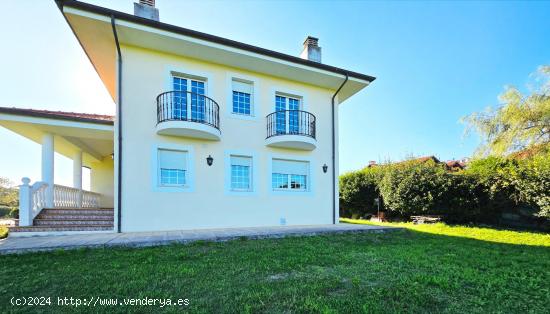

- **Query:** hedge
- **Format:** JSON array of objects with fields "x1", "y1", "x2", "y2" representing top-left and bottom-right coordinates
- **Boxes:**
[{"x1": 339, "y1": 153, "x2": 550, "y2": 226}]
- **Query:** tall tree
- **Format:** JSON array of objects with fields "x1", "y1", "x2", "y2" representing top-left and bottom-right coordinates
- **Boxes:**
[{"x1": 463, "y1": 66, "x2": 550, "y2": 156}]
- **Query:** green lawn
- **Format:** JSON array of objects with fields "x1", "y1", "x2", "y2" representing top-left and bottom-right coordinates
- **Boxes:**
[{"x1": 1, "y1": 224, "x2": 549, "y2": 313}]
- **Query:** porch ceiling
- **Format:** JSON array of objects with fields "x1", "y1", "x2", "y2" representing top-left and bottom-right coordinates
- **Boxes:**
[{"x1": 0, "y1": 112, "x2": 113, "y2": 165}]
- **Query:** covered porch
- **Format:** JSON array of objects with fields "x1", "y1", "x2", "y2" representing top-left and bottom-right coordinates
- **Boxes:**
[{"x1": 0, "y1": 107, "x2": 115, "y2": 234}]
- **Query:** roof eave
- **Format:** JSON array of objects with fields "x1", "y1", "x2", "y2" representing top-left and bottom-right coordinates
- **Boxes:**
[
  {"x1": 55, "y1": 0, "x2": 376, "y2": 83},
  {"x1": 0, "y1": 107, "x2": 114, "y2": 125}
]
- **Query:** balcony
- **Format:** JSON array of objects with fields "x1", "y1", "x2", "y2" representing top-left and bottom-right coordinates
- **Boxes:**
[
  {"x1": 266, "y1": 110, "x2": 317, "y2": 150},
  {"x1": 156, "y1": 91, "x2": 221, "y2": 140}
]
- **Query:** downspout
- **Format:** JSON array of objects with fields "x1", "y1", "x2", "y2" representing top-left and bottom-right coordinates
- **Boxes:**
[
  {"x1": 111, "y1": 15, "x2": 123, "y2": 233},
  {"x1": 331, "y1": 74, "x2": 348, "y2": 224}
]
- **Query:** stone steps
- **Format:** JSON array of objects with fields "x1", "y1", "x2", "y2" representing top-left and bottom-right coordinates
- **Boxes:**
[
  {"x1": 36, "y1": 213, "x2": 113, "y2": 220},
  {"x1": 9, "y1": 207, "x2": 114, "y2": 234},
  {"x1": 9, "y1": 225, "x2": 114, "y2": 232},
  {"x1": 34, "y1": 219, "x2": 113, "y2": 226},
  {"x1": 40, "y1": 208, "x2": 114, "y2": 215}
]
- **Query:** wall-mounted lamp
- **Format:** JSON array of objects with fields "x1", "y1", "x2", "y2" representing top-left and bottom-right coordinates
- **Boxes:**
[
  {"x1": 322, "y1": 164, "x2": 328, "y2": 173},
  {"x1": 206, "y1": 155, "x2": 214, "y2": 166}
]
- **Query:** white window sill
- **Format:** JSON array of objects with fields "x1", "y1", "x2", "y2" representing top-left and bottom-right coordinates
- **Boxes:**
[
  {"x1": 226, "y1": 189, "x2": 256, "y2": 196},
  {"x1": 228, "y1": 113, "x2": 258, "y2": 121},
  {"x1": 153, "y1": 185, "x2": 193, "y2": 193},
  {"x1": 271, "y1": 188, "x2": 311, "y2": 195}
]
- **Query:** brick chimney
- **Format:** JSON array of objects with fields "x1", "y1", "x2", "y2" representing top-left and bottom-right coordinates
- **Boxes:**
[
  {"x1": 134, "y1": 0, "x2": 159, "y2": 21},
  {"x1": 300, "y1": 36, "x2": 322, "y2": 63}
]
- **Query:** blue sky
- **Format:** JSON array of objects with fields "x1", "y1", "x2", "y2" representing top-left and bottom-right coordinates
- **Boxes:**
[{"x1": 0, "y1": 0, "x2": 549, "y2": 186}]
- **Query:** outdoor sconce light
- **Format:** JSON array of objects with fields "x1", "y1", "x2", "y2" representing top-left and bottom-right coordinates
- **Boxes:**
[
  {"x1": 322, "y1": 164, "x2": 328, "y2": 173},
  {"x1": 206, "y1": 155, "x2": 214, "y2": 166}
]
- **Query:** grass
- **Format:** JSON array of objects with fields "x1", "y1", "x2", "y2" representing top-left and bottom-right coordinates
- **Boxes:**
[
  {"x1": 340, "y1": 218, "x2": 550, "y2": 246},
  {"x1": 1, "y1": 226, "x2": 549, "y2": 313}
]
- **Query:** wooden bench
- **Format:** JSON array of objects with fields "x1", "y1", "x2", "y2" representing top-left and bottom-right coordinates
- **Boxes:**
[{"x1": 410, "y1": 215, "x2": 442, "y2": 224}]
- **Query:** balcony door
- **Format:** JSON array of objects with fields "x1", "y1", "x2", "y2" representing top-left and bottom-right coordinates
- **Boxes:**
[
  {"x1": 172, "y1": 76, "x2": 206, "y2": 122},
  {"x1": 275, "y1": 95, "x2": 301, "y2": 134}
]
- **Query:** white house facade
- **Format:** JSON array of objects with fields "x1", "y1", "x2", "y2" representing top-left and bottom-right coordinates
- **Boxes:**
[{"x1": 1, "y1": 0, "x2": 374, "y2": 236}]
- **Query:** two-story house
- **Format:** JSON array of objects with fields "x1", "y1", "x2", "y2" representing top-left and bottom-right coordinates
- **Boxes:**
[{"x1": 0, "y1": 0, "x2": 374, "y2": 236}]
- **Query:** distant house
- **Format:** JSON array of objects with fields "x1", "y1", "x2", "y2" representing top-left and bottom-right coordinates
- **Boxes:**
[
  {"x1": 509, "y1": 144, "x2": 549, "y2": 160},
  {"x1": 367, "y1": 156, "x2": 441, "y2": 168},
  {"x1": 367, "y1": 156, "x2": 468, "y2": 172},
  {"x1": 445, "y1": 160, "x2": 467, "y2": 172}
]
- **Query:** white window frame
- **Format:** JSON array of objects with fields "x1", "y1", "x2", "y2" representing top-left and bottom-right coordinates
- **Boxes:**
[
  {"x1": 226, "y1": 72, "x2": 260, "y2": 121},
  {"x1": 224, "y1": 150, "x2": 258, "y2": 196},
  {"x1": 271, "y1": 173, "x2": 307, "y2": 192},
  {"x1": 269, "y1": 154, "x2": 314, "y2": 196},
  {"x1": 151, "y1": 143, "x2": 195, "y2": 192},
  {"x1": 157, "y1": 148, "x2": 189, "y2": 188},
  {"x1": 275, "y1": 93, "x2": 303, "y2": 111},
  {"x1": 164, "y1": 65, "x2": 213, "y2": 96},
  {"x1": 230, "y1": 156, "x2": 253, "y2": 191},
  {"x1": 271, "y1": 87, "x2": 308, "y2": 112}
]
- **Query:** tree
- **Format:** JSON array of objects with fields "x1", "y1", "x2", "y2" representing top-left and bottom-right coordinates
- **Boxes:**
[
  {"x1": 0, "y1": 177, "x2": 17, "y2": 205},
  {"x1": 463, "y1": 65, "x2": 550, "y2": 156}
]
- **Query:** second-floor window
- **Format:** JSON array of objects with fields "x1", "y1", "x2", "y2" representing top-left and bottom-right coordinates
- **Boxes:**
[
  {"x1": 232, "y1": 79, "x2": 253, "y2": 116},
  {"x1": 275, "y1": 95, "x2": 301, "y2": 134},
  {"x1": 173, "y1": 76, "x2": 206, "y2": 121}
]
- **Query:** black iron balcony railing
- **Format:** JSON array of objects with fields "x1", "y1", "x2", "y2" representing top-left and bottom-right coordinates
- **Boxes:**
[
  {"x1": 266, "y1": 110, "x2": 316, "y2": 139},
  {"x1": 156, "y1": 91, "x2": 220, "y2": 130}
]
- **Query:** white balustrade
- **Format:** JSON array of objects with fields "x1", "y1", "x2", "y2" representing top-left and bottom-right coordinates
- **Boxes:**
[
  {"x1": 53, "y1": 184, "x2": 101, "y2": 208},
  {"x1": 18, "y1": 179, "x2": 102, "y2": 226},
  {"x1": 18, "y1": 178, "x2": 49, "y2": 226}
]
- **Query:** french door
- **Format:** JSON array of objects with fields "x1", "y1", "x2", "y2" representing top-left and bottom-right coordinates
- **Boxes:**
[
  {"x1": 172, "y1": 76, "x2": 206, "y2": 122},
  {"x1": 275, "y1": 95, "x2": 301, "y2": 134}
]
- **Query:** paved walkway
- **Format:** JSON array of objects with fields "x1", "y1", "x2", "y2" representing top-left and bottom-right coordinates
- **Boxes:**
[{"x1": 0, "y1": 223, "x2": 396, "y2": 254}]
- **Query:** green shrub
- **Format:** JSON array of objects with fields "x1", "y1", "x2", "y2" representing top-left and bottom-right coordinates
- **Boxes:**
[
  {"x1": 339, "y1": 167, "x2": 382, "y2": 218},
  {"x1": 0, "y1": 226, "x2": 7, "y2": 239},
  {"x1": 339, "y1": 153, "x2": 550, "y2": 226},
  {"x1": 465, "y1": 154, "x2": 550, "y2": 219},
  {"x1": 436, "y1": 173, "x2": 487, "y2": 223},
  {"x1": 0, "y1": 206, "x2": 11, "y2": 218},
  {"x1": 378, "y1": 160, "x2": 449, "y2": 216},
  {"x1": 512, "y1": 153, "x2": 550, "y2": 218}
]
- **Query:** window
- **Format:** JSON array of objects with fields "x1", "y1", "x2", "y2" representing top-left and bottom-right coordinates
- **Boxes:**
[
  {"x1": 275, "y1": 94, "x2": 301, "y2": 134},
  {"x1": 271, "y1": 159, "x2": 309, "y2": 191},
  {"x1": 158, "y1": 149, "x2": 188, "y2": 187},
  {"x1": 172, "y1": 75, "x2": 206, "y2": 121},
  {"x1": 230, "y1": 155, "x2": 252, "y2": 191},
  {"x1": 232, "y1": 79, "x2": 253, "y2": 115}
]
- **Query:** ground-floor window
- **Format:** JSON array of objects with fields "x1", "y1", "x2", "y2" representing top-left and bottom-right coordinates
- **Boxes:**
[
  {"x1": 271, "y1": 159, "x2": 309, "y2": 191},
  {"x1": 230, "y1": 155, "x2": 253, "y2": 191},
  {"x1": 158, "y1": 149, "x2": 188, "y2": 187}
]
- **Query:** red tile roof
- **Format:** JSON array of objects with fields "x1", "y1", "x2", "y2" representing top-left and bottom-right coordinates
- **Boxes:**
[
  {"x1": 446, "y1": 160, "x2": 466, "y2": 168},
  {"x1": 0, "y1": 107, "x2": 114, "y2": 125}
]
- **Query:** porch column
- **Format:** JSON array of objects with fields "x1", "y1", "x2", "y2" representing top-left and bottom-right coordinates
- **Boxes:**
[
  {"x1": 41, "y1": 133, "x2": 54, "y2": 208},
  {"x1": 73, "y1": 150, "x2": 83, "y2": 207}
]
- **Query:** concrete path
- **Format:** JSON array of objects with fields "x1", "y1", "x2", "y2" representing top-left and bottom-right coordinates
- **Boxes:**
[{"x1": 0, "y1": 223, "x2": 396, "y2": 255}]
